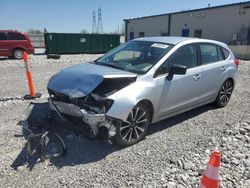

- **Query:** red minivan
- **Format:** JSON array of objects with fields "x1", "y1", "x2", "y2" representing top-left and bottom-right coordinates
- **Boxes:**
[{"x1": 0, "y1": 30, "x2": 34, "y2": 59}]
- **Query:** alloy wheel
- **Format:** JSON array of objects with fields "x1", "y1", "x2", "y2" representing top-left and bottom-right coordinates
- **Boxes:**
[
  {"x1": 119, "y1": 106, "x2": 148, "y2": 143},
  {"x1": 13, "y1": 49, "x2": 24, "y2": 59},
  {"x1": 219, "y1": 80, "x2": 233, "y2": 106}
]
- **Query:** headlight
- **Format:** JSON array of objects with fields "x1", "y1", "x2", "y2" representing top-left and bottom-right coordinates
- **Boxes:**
[{"x1": 78, "y1": 94, "x2": 114, "y2": 114}]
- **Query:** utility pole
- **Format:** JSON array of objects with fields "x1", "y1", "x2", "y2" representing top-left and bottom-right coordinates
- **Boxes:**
[
  {"x1": 92, "y1": 10, "x2": 97, "y2": 33},
  {"x1": 97, "y1": 7, "x2": 104, "y2": 33}
]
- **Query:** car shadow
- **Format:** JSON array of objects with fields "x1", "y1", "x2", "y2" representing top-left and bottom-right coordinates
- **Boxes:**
[
  {"x1": 11, "y1": 102, "x2": 216, "y2": 170},
  {"x1": 0, "y1": 57, "x2": 9, "y2": 61},
  {"x1": 147, "y1": 104, "x2": 216, "y2": 135}
]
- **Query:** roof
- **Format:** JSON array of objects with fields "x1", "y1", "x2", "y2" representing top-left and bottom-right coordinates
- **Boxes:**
[
  {"x1": 133, "y1": 37, "x2": 194, "y2": 45},
  {"x1": 0, "y1": 30, "x2": 20, "y2": 33},
  {"x1": 132, "y1": 36, "x2": 193, "y2": 45},
  {"x1": 132, "y1": 37, "x2": 228, "y2": 47},
  {"x1": 124, "y1": 1, "x2": 250, "y2": 21}
]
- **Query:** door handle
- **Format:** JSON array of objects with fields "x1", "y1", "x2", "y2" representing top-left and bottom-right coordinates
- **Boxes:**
[
  {"x1": 193, "y1": 74, "x2": 201, "y2": 81},
  {"x1": 220, "y1": 66, "x2": 227, "y2": 71}
]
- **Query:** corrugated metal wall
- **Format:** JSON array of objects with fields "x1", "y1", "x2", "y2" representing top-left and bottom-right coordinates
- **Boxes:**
[
  {"x1": 27, "y1": 34, "x2": 45, "y2": 48},
  {"x1": 126, "y1": 2, "x2": 250, "y2": 44},
  {"x1": 170, "y1": 5, "x2": 250, "y2": 43},
  {"x1": 127, "y1": 15, "x2": 169, "y2": 40}
]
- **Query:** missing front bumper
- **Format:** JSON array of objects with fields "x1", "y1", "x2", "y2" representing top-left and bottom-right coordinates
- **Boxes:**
[{"x1": 48, "y1": 98, "x2": 109, "y2": 135}]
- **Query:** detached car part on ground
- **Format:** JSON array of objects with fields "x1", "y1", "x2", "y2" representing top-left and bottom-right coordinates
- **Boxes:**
[{"x1": 47, "y1": 37, "x2": 238, "y2": 147}]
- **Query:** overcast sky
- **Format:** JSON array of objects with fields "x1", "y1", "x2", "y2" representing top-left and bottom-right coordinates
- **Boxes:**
[{"x1": 0, "y1": 0, "x2": 248, "y2": 33}]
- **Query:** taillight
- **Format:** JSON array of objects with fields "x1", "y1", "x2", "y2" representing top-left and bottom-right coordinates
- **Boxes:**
[
  {"x1": 29, "y1": 41, "x2": 33, "y2": 47},
  {"x1": 234, "y1": 58, "x2": 239, "y2": 67}
]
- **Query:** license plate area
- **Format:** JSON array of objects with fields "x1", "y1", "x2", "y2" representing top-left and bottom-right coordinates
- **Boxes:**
[{"x1": 49, "y1": 99, "x2": 83, "y2": 117}]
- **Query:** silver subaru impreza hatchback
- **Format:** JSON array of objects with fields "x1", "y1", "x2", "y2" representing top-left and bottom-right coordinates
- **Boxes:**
[{"x1": 47, "y1": 37, "x2": 238, "y2": 146}]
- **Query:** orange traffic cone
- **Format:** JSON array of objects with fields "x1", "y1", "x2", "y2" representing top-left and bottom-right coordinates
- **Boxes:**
[
  {"x1": 23, "y1": 52, "x2": 42, "y2": 99},
  {"x1": 199, "y1": 151, "x2": 220, "y2": 188}
]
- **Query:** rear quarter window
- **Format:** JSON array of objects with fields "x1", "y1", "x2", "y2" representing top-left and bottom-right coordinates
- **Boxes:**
[
  {"x1": 8, "y1": 33, "x2": 26, "y2": 40},
  {"x1": 217, "y1": 46, "x2": 224, "y2": 61},
  {"x1": 222, "y1": 48, "x2": 230, "y2": 59}
]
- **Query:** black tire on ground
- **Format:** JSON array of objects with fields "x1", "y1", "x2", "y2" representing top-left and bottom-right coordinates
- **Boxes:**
[
  {"x1": 40, "y1": 132, "x2": 66, "y2": 159},
  {"x1": 12, "y1": 48, "x2": 24, "y2": 59},
  {"x1": 114, "y1": 103, "x2": 150, "y2": 147},
  {"x1": 47, "y1": 54, "x2": 60, "y2": 59},
  {"x1": 214, "y1": 79, "x2": 234, "y2": 108}
]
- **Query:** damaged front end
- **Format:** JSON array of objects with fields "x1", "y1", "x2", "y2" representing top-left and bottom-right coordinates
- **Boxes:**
[
  {"x1": 48, "y1": 90, "x2": 115, "y2": 137},
  {"x1": 47, "y1": 63, "x2": 137, "y2": 139}
]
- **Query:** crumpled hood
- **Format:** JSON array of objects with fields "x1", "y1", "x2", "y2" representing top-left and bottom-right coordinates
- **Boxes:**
[{"x1": 47, "y1": 62, "x2": 137, "y2": 98}]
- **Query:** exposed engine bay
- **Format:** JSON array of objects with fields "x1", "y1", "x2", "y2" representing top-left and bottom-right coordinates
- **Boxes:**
[
  {"x1": 49, "y1": 77, "x2": 136, "y2": 114},
  {"x1": 48, "y1": 76, "x2": 136, "y2": 138}
]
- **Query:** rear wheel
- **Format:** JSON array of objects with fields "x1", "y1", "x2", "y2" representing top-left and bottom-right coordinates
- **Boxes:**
[
  {"x1": 13, "y1": 48, "x2": 24, "y2": 59},
  {"x1": 214, "y1": 79, "x2": 234, "y2": 108},
  {"x1": 114, "y1": 103, "x2": 150, "y2": 147}
]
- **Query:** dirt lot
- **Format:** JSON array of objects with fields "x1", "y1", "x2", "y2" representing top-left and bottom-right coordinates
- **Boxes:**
[{"x1": 0, "y1": 52, "x2": 249, "y2": 187}]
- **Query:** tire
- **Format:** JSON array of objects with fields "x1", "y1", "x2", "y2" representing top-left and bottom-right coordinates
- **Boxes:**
[
  {"x1": 40, "y1": 132, "x2": 66, "y2": 159},
  {"x1": 47, "y1": 54, "x2": 60, "y2": 59},
  {"x1": 13, "y1": 48, "x2": 24, "y2": 59},
  {"x1": 214, "y1": 79, "x2": 234, "y2": 108},
  {"x1": 114, "y1": 103, "x2": 150, "y2": 147}
]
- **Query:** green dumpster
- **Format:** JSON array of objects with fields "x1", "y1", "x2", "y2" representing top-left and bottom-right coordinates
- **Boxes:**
[{"x1": 44, "y1": 33, "x2": 120, "y2": 54}]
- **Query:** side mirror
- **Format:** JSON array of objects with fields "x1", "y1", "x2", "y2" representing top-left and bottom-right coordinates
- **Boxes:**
[{"x1": 166, "y1": 64, "x2": 187, "y2": 80}]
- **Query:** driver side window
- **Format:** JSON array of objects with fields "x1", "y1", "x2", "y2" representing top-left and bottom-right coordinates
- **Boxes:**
[{"x1": 156, "y1": 44, "x2": 198, "y2": 76}]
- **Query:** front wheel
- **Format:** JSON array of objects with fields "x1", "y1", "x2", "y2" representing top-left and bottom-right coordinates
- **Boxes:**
[
  {"x1": 114, "y1": 103, "x2": 150, "y2": 147},
  {"x1": 214, "y1": 79, "x2": 234, "y2": 108}
]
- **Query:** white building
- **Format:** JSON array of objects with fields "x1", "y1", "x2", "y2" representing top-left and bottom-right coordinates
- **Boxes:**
[{"x1": 124, "y1": 1, "x2": 250, "y2": 44}]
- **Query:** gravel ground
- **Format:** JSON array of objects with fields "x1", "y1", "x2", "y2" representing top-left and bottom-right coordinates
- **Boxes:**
[{"x1": 0, "y1": 52, "x2": 249, "y2": 187}]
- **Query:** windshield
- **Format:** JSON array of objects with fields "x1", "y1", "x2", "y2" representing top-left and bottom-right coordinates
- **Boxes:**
[{"x1": 95, "y1": 41, "x2": 172, "y2": 74}]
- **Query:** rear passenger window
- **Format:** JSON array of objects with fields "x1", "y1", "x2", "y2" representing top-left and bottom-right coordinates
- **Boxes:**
[
  {"x1": 0, "y1": 33, "x2": 7, "y2": 40},
  {"x1": 8, "y1": 33, "x2": 26, "y2": 40},
  {"x1": 200, "y1": 44, "x2": 218, "y2": 64}
]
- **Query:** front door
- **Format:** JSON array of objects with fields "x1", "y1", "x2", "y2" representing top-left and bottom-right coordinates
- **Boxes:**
[{"x1": 156, "y1": 44, "x2": 203, "y2": 118}]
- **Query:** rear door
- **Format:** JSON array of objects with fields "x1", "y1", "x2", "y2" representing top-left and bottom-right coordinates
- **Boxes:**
[
  {"x1": 0, "y1": 32, "x2": 9, "y2": 56},
  {"x1": 7, "y1": 32, "x2": 27, "y2": 51},
  {"x1": 198, "y1": 43, "x2": 228, "y2": 101}
]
